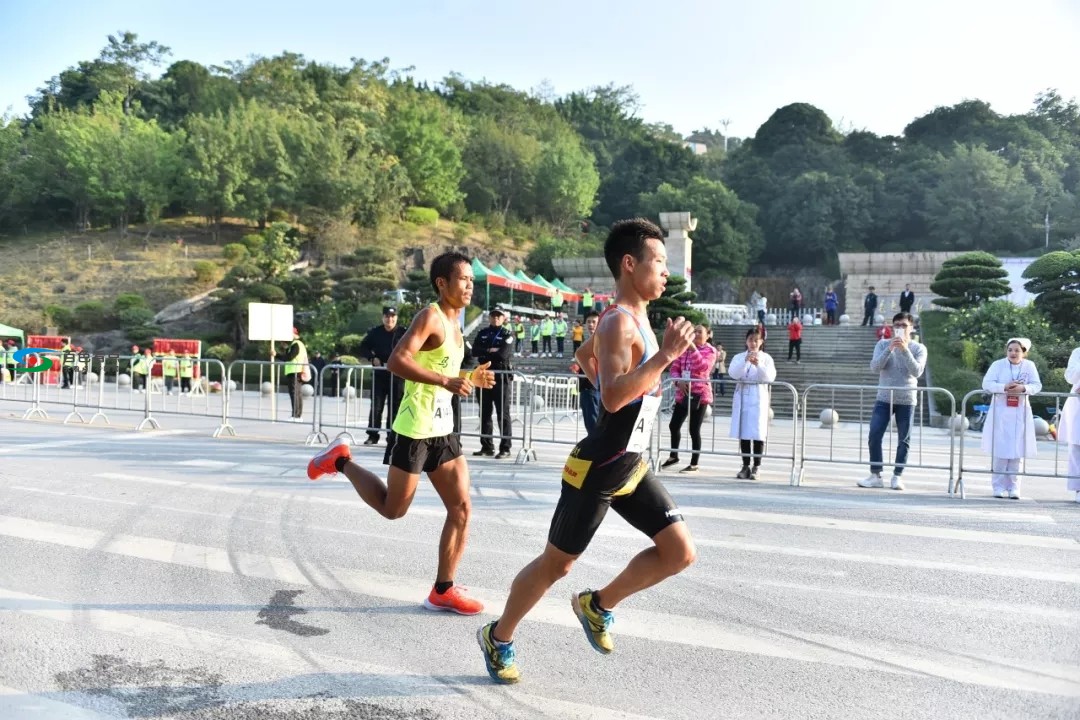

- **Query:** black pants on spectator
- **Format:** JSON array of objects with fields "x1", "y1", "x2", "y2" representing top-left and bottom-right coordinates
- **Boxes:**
[
  {"x1": 531, "y1": 340, "x2": 539, "y2": 355},
  {"x1": 740, "y1": 439, "x2": 764, "y2": 468},
  {"x1": 542, "y1": 336, "x2": 552, "y2": 354},
  {"x1": 285, "y1": 373, "x2": 303, "y2": 418},
  {"x1": 556, "y1": 337, "x2": 565, "y2": 355},
  {"x1": 479, "y1": 380, "x2": 512, "y2": 453},
  {"x1": 62, "y1": 367, "x2": 74, "y2": 388},
  {"x1": 367, "y1": 376, "x2": 403, "y2": 443},
  {"x1": 862, "y1": 310, "x2": 874, "y2": 326},
  {"x1": 669, "y1": 395, "x2": 707, "y2": 466},
  {"x1": 827, "y1": 309, "x2": 836, "y2": 325},
  {"x1": 788, "y1": 339, "x2": 801, "y2": 361}
]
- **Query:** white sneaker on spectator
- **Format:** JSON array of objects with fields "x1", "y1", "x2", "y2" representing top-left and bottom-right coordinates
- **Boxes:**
[
  {"x1": 890, "y1": 475, "x2": 905, "y2": 491},
  {"x1": 1075, "y1": 492, "x2": 1080, "y2": 504},
  {"x1": 994, "y1": 491, "x2": 1007, "y2": 499},
  {"x1": 857, "y1": 474, "x2": 883, "y2": 488},
  {"x1": 1008, "y1": 489, "x2": 1020, "y2": 500}
]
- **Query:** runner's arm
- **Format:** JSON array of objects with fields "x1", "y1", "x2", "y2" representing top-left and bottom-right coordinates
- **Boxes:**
[
  {"x1": 595, "y1": 311, "x2": 676, "y2": 413},
  {"x1": 574, "y1": 334, "x2": 598, "y2": 386}
]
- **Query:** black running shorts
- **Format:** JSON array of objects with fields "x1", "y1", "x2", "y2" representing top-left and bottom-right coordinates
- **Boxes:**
[
  {"x1": 548, "y1": 450, "x2": 683, "y2": 555},
  {"x1": 388, "y1": 434, "x2": 462, "y2": 475}
]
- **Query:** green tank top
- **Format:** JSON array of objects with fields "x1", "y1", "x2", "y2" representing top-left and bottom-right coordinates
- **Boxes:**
[{"x1": 392, "y1": 303, "x2": 464, "y2": 439}]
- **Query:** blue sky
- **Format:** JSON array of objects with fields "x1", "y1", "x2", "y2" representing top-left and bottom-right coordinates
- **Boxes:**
[{"x1": 2, "y1": 0, "x2": 1078, "y2": 138}]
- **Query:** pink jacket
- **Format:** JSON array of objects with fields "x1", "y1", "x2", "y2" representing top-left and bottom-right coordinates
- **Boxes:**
[{"x1": 670, "y1": 344, "x2": 717, "y2": 405}]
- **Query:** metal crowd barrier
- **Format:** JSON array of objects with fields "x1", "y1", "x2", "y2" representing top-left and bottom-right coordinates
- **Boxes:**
[
  {"x1": 654, "y1": 378, "x2": 801, "y2": 484},
  {"x1": 12, "y1": 358, "x2": 1080, "y2": 502},
  {"x1": 798, "y1": 384, "x2": 956, "y2": 491},
  {"x1": 955, "y1": 389, "x2": 1079, "y2": 500}
]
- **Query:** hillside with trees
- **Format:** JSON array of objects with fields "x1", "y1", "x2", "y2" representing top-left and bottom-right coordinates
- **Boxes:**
[{"x1": 1, "y1": 31, "x2": 1078, "y2": 353}]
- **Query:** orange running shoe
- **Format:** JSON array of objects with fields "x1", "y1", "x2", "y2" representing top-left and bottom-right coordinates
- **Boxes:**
[
  {"x1": 423, "y1": 584, "x2": 484, "y2": 615},
  {"x1": 307, "y1": 437, "x2": 352, "y2": 480}
]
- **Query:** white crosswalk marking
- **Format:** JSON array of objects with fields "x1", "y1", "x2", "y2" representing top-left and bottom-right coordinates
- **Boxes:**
[{"x1": 0, "y1": 419, "x2": 1078, "y2": 718}]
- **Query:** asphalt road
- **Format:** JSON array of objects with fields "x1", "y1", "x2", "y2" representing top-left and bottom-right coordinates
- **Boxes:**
[{"x1": 0, "y1": 416, "x2": 1077, "y2": 719}]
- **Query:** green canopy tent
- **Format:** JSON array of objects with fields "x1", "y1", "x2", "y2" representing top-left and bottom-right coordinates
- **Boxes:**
[
  {"x1": 472, "y1": 258, "x2": 553, "y2": 309},
  {"x1": 0, "y1": 322, "x2": 25, "y2": 344},
  {"x1": 533, "y1": 274, "x2": 581, "y2": 303}
]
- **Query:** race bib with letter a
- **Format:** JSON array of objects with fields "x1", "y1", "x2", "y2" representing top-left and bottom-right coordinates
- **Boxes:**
[{"x1": 626, "y1": 394, "x2": 661, "y2": 453}]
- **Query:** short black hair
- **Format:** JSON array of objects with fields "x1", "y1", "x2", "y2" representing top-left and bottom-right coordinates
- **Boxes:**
[
  {"x1": 745, "y1": 327, "x2": 762, "y2": 339},
  {"x1": 604, "y1": 218, "x2": 665, "y2": 279},
  {"x1": 584, "y1": 310, "x2": 600, "y2": 321},
  {"x1": 892, "y1": 312, "x2": 914, "y2": 325},
  {"x1": 430, "y1": 251, "x2": 471, "y2": 293}
]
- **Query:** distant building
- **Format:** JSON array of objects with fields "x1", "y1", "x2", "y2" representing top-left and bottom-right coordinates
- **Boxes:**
[{"x1": 682, "y1": 141, "x2": 708, "y2": 155}]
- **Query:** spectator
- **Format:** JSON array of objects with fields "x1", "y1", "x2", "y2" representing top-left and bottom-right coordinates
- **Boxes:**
[
  {"x1": 787, "y1": 316, "x2": 802, "y2": 363},
  {"x1": 712, "y1": 342, "x2": 727, "y2": 397},
  {"x1": 789, "y1": 287, "x2": 802, "y2": 316},
  {"x1": 875, "y1": 317, "x2": 893, "y2": 341},
  {"x1": 358, "y1": 307, "x2": 407, "y2": 446},
  {"x1": 728, "y1": 327, "x2": 776, "y2": 480},
  {"x1": 756, "y1": 294, "x2": 768, "y2": 324},
  {"x1": 571, "y1": 311, "x2": 601, "y2": 435},
  {"x1": 661, "y1": 324, "x2": 718, "y2": 474},
  {"x1": 981, "y1": 338, "x2": 1042, "y2": 499},
  {"x1": 824, "y1": 287, "x2": 839, "y2": 325},
  {"x1": 1057, "y1": 345, "x2": 1080, "y2": 503},
  {"x1": 899, "y1": 284, "x2": 915, "y2": 314},
  {"x1": 858, "y1": 312, "x2": 927, "y2": 491},
  {"x1": 861, "y1": 287, "x2": 878, "y2": 326}
]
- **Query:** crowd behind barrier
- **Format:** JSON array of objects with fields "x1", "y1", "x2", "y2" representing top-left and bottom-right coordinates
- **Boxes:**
[{"x1": 1, "y1": 353, "x2": 1077, "y2": 500}]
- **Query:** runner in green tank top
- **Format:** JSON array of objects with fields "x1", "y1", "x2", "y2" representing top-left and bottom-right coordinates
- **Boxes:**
[{"x1": 306, "y1": 251, "x2": 496, "y2": 616}]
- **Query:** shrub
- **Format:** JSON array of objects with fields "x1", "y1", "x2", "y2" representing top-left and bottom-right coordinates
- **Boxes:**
[
  {"x1": 117, "y1": 307, "x2": 156, "y2": 328},
  {"x1": 222, "y1": 243, "x2": 248, "y2": 263},
  {"x1": 194, "y1": 260, "x2": 220, "y2": 284},
  {"x1": 339, "y1": 334, "x2": 365, "y2": 354},
  {"x1": 113, "y1": 292, "x2": 148, "y2": 314},
  {"x1": 44, "y1": 304, "x2": 74, "y2": 330},
  {"x1": 205, "y1": 343, "x2": 236, "y2": 364},
  {"x1": 72, "y1": 301, "x2": 107, "y2": 331},
  {"x1": 337, "y1": 354, "x2": 361, "y2": 365},
  {"x1": 240, "y1": 234, "x2": 264, "y2": 255},
  {"x1": 268, "y1": 208, "x2": 291, "y2": 222},
  {"x1": 126, "y1": 323, "x2": 162, "y2": 346},
  {"x1": 404, "y1": 206, "x2": 439, "y2": 226},
  {"x1": 959, "y1": 340, "x2": 980, "y2": 371},
  {"x1": 452, "y1": 223, "x2": 470, "y2": 241}
]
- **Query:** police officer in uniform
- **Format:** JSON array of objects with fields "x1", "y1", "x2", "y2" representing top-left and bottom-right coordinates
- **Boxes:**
[
  {"x1": 358, "y1": 306, "x2": 407, "y2": 447},
  {"x1": 472, "y1": 308, "x2": 515, "y2": 459}
]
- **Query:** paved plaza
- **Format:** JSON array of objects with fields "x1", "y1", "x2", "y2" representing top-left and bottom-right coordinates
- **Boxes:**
[{"x1": 0, "y1": 397, "x2": 1077, "y2": 719}]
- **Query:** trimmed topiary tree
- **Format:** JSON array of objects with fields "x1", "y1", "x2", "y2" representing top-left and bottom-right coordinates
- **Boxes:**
[
  {"x1": 929, "y1": 251, "x2": 1010, "y2": 309},
  {"x1": 648, "y1": 275, "x2": 709, "y2": 329},
  {"x1": 1022, "y1": 249, "x2": 1080, "y2": 330}
]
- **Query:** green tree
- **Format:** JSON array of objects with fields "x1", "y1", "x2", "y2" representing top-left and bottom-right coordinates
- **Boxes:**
[
  {"x1": 384, "y1": 86, "x2": 466, "y2": 212},
  {"x1": 637, "y1": 177, "x2": 763, "y2": 279},
  {"x1": 929, "y1": 251, "x2": 1011, "y2": 308},
  {"x1": 1022, "y1": 249, "x2": 1080, "y2": 329},
  {"x1": 648, "y1": 275, "x2": 707, "y2": 329},
  {"x1": 924, "y1": 145, "x2": 1038, "y2": 252}
]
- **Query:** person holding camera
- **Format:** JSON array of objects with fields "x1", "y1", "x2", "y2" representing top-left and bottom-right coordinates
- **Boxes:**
[{"x1": 858, "y1": 312, "x2": 927, "y2": 491}]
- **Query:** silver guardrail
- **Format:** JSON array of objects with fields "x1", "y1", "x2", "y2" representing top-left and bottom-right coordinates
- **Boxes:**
[
  {"x1": 955, "y1": 389, "x2": 1078, "y2": 500},
  {"x1": 799, "y1": 384, "x2": 956, "y2": 492}
]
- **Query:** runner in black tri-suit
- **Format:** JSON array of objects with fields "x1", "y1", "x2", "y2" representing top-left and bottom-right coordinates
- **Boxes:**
[{"x1": 477, "y1": 218, "x2": 698, "y2": 684}]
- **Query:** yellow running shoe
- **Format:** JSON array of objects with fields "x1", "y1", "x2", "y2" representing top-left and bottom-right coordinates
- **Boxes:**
[
  {"x1": 477, "y1": 621, "x2": 520, "y2": 684},
  {"x1": 571, "y1": 590, "x2": 614, "y2": 654}
]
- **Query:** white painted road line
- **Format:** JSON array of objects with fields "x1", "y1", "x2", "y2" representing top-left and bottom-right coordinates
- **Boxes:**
[{"x1": 2, "y1": 514, "x2": 1079, "y2": 696}]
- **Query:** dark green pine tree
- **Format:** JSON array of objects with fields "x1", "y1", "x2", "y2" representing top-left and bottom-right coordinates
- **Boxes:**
[{"x1": 648, "y1": 275, "x2": 709, "y2": 329}]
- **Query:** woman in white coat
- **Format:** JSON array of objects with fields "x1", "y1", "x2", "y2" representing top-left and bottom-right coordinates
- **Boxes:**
[
  {"x1": 729, "y1": 327, "x2": 776, "y2": 480},
  {"x1": 981, "y1": 338, "x2": 1042, "y2": 499},
  {"x1": 1057, "y1": 346, "x2": 1080, "y2": 503}
]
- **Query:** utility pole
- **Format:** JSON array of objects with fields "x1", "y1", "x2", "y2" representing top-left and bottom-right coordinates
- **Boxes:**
[
  {"x1": 720, "y1": 118, "x2": 731, "y2": 152},
  {"x1": 1045, "y1": 207, "x2": 1051, "y2": 249}
]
